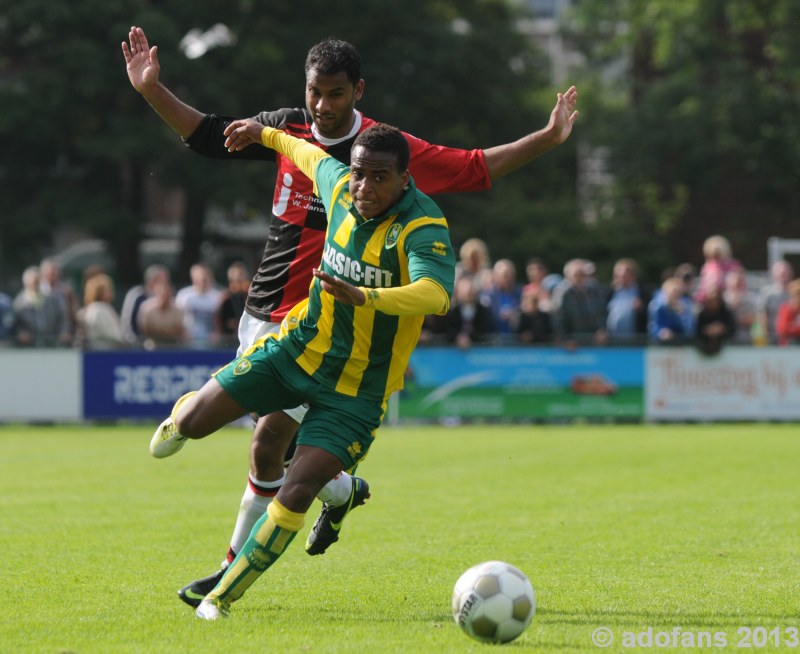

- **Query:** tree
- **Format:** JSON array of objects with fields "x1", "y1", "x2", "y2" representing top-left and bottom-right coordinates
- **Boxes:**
[
  {"x1": 0, "y1": 0, "x2": 239, "y2": 287},
  {"x1": 0, "y1": 0, "x2": 579, "y2": 291},
  {"x1": 204, "y1": 0, "x2": 582, "y2": 273},
  {"x1": 567, "y1": 0, "x2": 800, "y2": 274}
]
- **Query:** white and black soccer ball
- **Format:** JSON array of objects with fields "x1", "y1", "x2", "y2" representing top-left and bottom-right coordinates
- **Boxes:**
[{"x1": 452, "y1": 560, "x2": 536, "y2": 644}]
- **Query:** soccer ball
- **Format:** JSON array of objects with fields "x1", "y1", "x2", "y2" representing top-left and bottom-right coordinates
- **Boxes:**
[{"x1": 452, "y1": 560, "x2": 536, "y2": 644}]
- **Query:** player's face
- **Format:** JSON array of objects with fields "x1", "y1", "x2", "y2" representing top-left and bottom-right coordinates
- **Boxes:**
[
  {"x1": 349, "y1": 145, "x2": 409, "y2": 219},
  {"x1": 305, "y1": 69, "x2": 364, "y2": 139}
]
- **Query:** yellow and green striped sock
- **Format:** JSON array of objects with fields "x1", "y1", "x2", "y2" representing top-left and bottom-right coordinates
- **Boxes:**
[{"x1": 206, "y1": 499, "x2": 305, "y2": 605}]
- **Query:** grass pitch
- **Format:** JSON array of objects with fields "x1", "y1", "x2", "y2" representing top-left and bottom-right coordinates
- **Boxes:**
[{"x1": 2, "y1": 422, "x2": 799, "y2": 653}]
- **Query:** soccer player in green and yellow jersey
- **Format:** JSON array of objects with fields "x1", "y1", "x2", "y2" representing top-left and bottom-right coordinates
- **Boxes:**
[
  {"x1": 149, "y1": 122, "x2": 455, "y2": 619},
  {"x1": 126, "y1": 29, "x2": 579, "y2": 603}
]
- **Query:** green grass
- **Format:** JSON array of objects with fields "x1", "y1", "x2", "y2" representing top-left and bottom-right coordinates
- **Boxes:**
[{"x1": 2, "y1": 423, "x2": 799, "y2": 653}]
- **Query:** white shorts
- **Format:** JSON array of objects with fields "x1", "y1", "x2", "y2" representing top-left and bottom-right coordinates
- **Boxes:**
[{"x1": 236, "y1": 311, "x2": 309, "y2": 424}]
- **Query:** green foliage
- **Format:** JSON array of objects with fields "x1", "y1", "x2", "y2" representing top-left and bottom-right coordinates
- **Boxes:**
[
  {"x1": 8, "y1": 0, "x2": 799, "y2": 290},
  {"x1": 0, "y1": 0, "x2": 566, "y2": 288},
  {"x1": 2, "y1": 422, "x2": 799, "y2": 652},
  {"x1": 567, "y1": 0, "x2": 800, "y2": 269}
]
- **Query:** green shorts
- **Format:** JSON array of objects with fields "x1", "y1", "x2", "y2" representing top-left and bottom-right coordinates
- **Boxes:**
[{"x1": 214, "y1": 336, "x2": 383, "y2": 469}]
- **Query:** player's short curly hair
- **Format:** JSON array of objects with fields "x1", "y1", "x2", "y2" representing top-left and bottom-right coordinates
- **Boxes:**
[
  {"x1": 353, "y1": 124, "x2": 409, "y2": 172},
  {"x1": 305, "y1": 38, "x2": 361, "y2": 86}
]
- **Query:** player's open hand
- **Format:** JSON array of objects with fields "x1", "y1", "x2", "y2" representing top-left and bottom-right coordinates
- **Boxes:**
[
  {"x1": 122, "y1": 26, "x2": 160, "y2": 93},
  {"x1": 548, "y1": 85, "x2": 579, "y2": 144},
  {"x1": 313, "y1": 269, "x2": 366, "y2": 306},
  {"x1": 223, "y1": 119, "x2": 268, "y2": 152}
]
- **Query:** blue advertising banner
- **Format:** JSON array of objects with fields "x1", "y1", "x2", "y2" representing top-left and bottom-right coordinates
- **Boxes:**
[
  {"x1": 401, "y1": 347, "x2": 645, "y2": 419},
  {"x1": 83, "y1": 350, "x2": 235, "y2": 419}
]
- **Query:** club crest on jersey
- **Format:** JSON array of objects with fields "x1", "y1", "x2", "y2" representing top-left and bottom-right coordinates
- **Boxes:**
[
  {"x1": 233, "y1": 359, "x2": 252, "y2": 376},
  {"x1": 384, "y1": 223, "x2": 402, "y2": 249},
  {"x1": 432, "y1": 241, "x2": 448, "y2": 256},
  {"x1": 338, "y1": 191, "x2": 352, "y2": 211}
]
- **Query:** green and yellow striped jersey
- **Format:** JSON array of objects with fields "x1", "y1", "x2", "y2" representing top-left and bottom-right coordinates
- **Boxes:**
[{"x1": 280, "y1": 156, "x2": 455, "y2": 401}]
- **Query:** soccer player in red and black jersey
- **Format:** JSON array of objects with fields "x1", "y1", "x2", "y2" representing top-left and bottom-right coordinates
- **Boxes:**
[{"x1": 122, "y1": 25, "x2": 578, "y2": 607}]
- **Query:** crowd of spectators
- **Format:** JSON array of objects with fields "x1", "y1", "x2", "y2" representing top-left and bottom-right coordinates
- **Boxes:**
[
  {"x1": 0, "y1": 234, "x2": 798, "y2": 355},
  {"x1": 420, "y1": 234, "x2": 800, "y2": 354},
  {"x1": 0, "y1": 258, "x2": 251, "y2": 352}
]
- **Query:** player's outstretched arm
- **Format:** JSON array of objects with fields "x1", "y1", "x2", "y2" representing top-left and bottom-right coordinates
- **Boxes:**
[
  {"x1": 482, "y1": 85, "x2": 579, "y2": 180},
  {"x1": 121, "y1": 25, "x2": 204, "y2": 139}
]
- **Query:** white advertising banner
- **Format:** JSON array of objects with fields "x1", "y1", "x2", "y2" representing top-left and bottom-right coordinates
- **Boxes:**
[
  {"x1": 0, "y1": 350, "x2": 82, "y2": 421},
  {"x1": 646, "y1": 346, "x2": 800, "y2": 420}
]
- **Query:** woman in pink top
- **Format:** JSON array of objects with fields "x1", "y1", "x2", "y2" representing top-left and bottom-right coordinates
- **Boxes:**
[{"x1": 695, "y1": 235, "x2": 743, "y2": 302}]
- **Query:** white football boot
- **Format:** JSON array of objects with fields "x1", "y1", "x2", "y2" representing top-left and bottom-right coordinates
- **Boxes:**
[
  {"x1": 149, "y1": 417, "x2": 189, "y2": 458},
  {"x1": 196, "y1": 597, "x2": 229, "y2": 620}
]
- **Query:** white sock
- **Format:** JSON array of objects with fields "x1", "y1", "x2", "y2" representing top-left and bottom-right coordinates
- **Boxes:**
[
  {"x1": 224, "y1": 474, "x2": 284, "y2": 565},
  {"x1": 316, "y1": 471, "x2": 353, "y2": 506}
]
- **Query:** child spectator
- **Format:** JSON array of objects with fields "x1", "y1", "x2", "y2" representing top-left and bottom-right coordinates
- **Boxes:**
[
  {"x1": 516, "y1": 288, "x2": 553, "y2": 344},
  {"x1": 695, "y1": 235, "x2": 743, "y2": 302},
  {"x1": 695, "y1": 287, "x2": 736, "y2": 355},
  {"x1": 649, "y1": 277, "x2": 696, "y2": 344}
]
